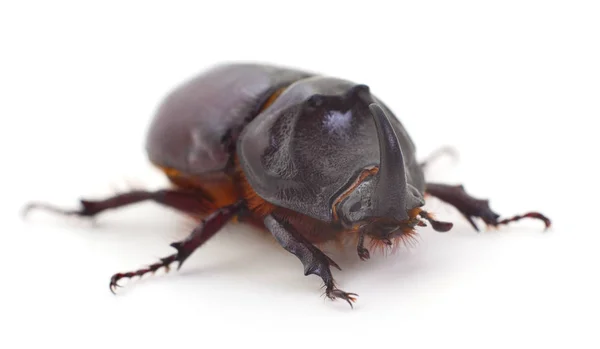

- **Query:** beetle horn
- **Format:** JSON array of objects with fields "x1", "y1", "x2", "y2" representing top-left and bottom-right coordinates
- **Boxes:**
[{"x1": 369, "y1": 103, "x2": 408, "y2": 220}]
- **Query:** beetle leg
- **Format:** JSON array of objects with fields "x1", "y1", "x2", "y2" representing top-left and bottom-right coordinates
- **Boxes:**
[
  {"x1": 357, "y1": 232, "x2": 370, "y2": 261},
  {"x1": 424, "y1": 183, "x2": 551, "y2": 231},
  {"x1": 263, "y1": 214, "x2": 357, "y2": 308},
  {"x1": 109, "y1": 200, "x2": 243, "y2": 293},
  {"x1": 22, "y1": 188, "x2": 213, "y2": 219},
  {"x1": 419, "y1": 146, "x2": 459, "y2": 169}
]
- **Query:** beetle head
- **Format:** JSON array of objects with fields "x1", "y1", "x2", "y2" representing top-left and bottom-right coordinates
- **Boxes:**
[{"x1": 335, "y1": 103, "x2": 450, "y2": 242}]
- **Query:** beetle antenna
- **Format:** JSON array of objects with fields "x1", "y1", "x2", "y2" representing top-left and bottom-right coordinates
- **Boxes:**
[{"x1": 419, "y1": 211, "x2": 453, "y2": 232}]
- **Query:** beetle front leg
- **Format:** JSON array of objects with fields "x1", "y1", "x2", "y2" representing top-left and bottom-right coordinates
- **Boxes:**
[
  {"x1": 263, "y1": 215, "x2": 358, "y2": 308},
  {"x1": 425, "y1": 183, "x2": 551, "y2": 232}
]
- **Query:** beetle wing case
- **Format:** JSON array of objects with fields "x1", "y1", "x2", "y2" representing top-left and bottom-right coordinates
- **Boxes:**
[
  {"x1": 237, "y1": 76, "x2": 424, "y2": 222},
  {"x1": 145, "y1": 63, "x2": 313, "y2": 175}
]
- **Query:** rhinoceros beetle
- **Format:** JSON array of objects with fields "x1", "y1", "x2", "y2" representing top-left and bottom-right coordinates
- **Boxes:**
[{"x1": 24, "y1": 63, "x2": 551, "y2": 307}]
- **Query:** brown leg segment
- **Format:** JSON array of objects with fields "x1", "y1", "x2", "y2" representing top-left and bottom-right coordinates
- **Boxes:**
[
  {"x1": 425, "y1": 183, "x2": 551, "y2": 232},
  {"x1": 109, "y1": 200, "x2": 244, "y2": 293},
  {"x1": 22, "y1": 188, "x2": 214, "y2": 219},
  {"x1": 419, "y1": 146, "x2": 459, "y2": 170},
  {"x1": 263, "y1": 214, "x2": 357, "y2": 308},
  {"x1": 357, "y1": 233, "x2": 370, "y2": 261}
]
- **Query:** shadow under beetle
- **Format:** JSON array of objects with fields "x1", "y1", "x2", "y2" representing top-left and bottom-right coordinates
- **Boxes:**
[{"x1": 24, "y1": 63, "x2": 551, "y2": 308}]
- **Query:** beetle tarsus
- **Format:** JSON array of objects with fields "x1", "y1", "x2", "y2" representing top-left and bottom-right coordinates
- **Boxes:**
[
  {"x1": 21, "y1": 200, "x2": 94, "y2": 219},
  {"x1": 108, "y1": 201, "x2": 243, "y2": 293},
  {"x1": 425, "y1": 183, "x2": 551, "y2": 231},
  {"x1": 22, "y1": 189, "x2": 214, "y2": 220},
  {"x1": 109, "y1": 280, "x2": 121, "y2": 294},
  {"x1": 109, "y1": 254, "x2": 179, "y2": 294},
  {"x1": 357, "y1": 233, "x2": 370, "y2": 261},
  {"x1": 496, "y1": 212, "x2": 552, "y2": 230},
  {"x1": 357, "y1": 247, "x2": 370, "y2": 261},
  {"x1": 263, "y1": 214, "x2": 355, "y2": 308},
  {"x1": 325, "y1": 287, "x2": 359, "y2": 308}
]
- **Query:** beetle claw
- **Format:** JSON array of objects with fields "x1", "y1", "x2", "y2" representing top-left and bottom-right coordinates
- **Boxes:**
[
  {"x1": 357, "y1": 246, "x2": 370, "y2": 261},
  {"x1": 325, "y1": 288, "x2": 359, "y2": 308},
  {"x1": 109, "y1": 277, "x2": 122, "y2": 294}
]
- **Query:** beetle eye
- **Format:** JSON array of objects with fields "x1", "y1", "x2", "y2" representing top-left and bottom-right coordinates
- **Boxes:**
[{"x1": 349, "y1": 201, "x2": 362, "y2": 213}]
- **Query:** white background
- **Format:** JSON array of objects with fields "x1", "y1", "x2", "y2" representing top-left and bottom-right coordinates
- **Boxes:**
[{"x1": 2, "y1": 1, "x2": 599, "y2": 348}]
